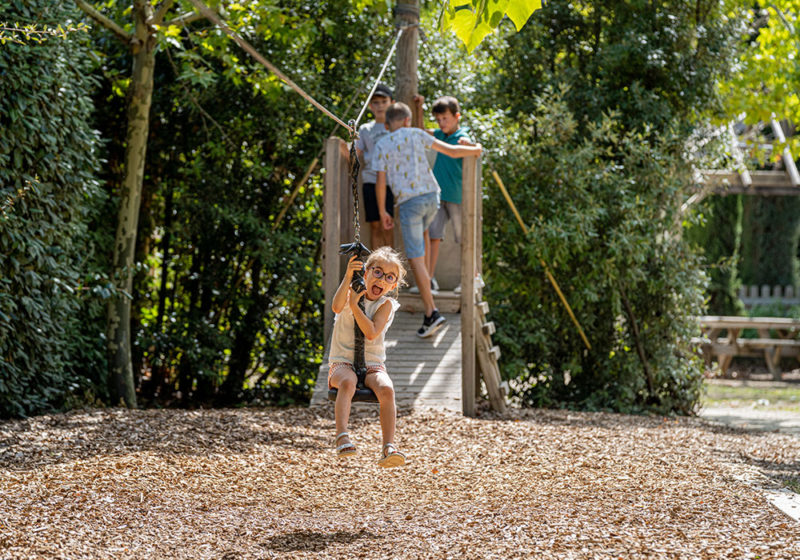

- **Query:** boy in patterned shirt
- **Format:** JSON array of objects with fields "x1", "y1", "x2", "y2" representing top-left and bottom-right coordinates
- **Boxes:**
[
  {"x1": 355, "y1": 83, "x2": 394, "y2": 249},
  {"x1": 374, "y1": 102, "x2": 482, "y2": 338}
]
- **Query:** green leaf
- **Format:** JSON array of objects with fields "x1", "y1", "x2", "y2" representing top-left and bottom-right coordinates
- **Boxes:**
[
  {"x1": 505, "y1": 0, "x2": 542, "y2": 32},
  {"x1": 442, "y1": 0, "x2": 541, "y2": 51}
]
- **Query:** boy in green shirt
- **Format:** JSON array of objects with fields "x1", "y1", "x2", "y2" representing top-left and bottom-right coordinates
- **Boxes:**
[{"x1": 414, "y1": 95, "x2": 478, "y2": 293}]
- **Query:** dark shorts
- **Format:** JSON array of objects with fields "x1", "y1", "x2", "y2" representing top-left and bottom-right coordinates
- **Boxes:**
[{"x1": 363, "y1": 182, "x2": 394, "y2": 223}]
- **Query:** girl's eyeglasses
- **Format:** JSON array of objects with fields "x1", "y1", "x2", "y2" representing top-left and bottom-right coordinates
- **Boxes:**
[{"x1": 369, "y1": 267, "x2": 397, "y2": 284}]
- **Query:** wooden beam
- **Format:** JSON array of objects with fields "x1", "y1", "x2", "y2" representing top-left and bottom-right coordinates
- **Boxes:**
[
  {"x1": 395, "y1": 1, "x2": 419, "y2": 126},
  {"x1": 770, "y1": 118, "x2": 800, "y2": 187},
  {"x1": 475, "y1": 314, "x2": 506, "y2": 413},
  {"x1": 728, "y1": 122, "x2": 752, "y2": 187},
  {"x1": 322, "y1": 138, "x2": 349, "y2": 349},
  {"x1": 460, "y1": 156, "x2": 479, "y2": 417},
  {"x1": 697, "y1": 170, "x2": 800, "y2": 195}
]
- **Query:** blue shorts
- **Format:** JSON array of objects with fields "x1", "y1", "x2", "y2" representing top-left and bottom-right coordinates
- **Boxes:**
[{"x1": 397, "y1": 192, "x2": 439, "y2": 259}]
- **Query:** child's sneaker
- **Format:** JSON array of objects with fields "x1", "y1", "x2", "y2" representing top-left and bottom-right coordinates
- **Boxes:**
[
  {"x1": 454, "y1": 274, "x2": 484, "y2": 294},
  {"x1": 417, "y1": 309, "x2": 446, "y2": 338},
  {"x1": 409, "y1": 279, "x2": 439, "y2": 295}
]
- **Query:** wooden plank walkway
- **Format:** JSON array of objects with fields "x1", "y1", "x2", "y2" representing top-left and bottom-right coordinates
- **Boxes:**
[{"x1": 310, "y1": 308, "x2": 463, "y2": 411}]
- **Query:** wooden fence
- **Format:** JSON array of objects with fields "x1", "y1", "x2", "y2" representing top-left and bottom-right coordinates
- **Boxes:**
[{"x1": 738, "y1": 285, "x2": 800, "y2": 307}]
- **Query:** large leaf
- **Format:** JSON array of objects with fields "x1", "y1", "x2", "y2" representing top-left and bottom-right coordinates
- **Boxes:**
[
  {"x1": 505, "y1": 0, "x2": 542, "y2": 31},
  {"x1": 441, "y1": 0, "x2": 542, "y2": 51}
]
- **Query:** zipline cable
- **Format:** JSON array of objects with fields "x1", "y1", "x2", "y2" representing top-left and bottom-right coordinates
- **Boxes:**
[
  {"x1": 352, "y1": 27, "x2": 406, "y2": 129},
  {"x1": 187, "y1": 0, "x2": 355, "y2": 134}
]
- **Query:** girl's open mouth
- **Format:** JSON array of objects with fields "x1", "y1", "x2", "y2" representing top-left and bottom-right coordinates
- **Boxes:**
[{"x1": 370, "y1": 285, "x2": 383, "y2": 297}]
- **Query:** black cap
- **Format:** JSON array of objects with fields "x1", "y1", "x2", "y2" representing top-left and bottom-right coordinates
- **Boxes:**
[{"x1": 372, "y1": 83, "x2": 393, "y2": 99}]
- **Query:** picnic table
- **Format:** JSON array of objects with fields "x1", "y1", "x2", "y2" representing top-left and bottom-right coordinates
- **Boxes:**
[{"x1": 693, "y1": 316, "x2": 800, "y2": 379}]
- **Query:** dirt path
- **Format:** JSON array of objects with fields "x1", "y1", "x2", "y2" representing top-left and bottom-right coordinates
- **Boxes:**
[{"x1": 1, "y1": 406, "x2": 799, "y2": 559}]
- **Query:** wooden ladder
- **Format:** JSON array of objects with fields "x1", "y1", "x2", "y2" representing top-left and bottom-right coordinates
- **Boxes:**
[{"x1": 474, "y1": 294, "x2": 506, "y2": 413}]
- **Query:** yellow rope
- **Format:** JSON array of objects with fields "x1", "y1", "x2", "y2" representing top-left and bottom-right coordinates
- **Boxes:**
[{"x1": 491, "y1": 170, "x2": 592, "y2": 351}]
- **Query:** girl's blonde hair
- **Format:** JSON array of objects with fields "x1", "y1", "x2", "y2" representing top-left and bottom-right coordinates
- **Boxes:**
[{"x1": 365, "y1": 246, "x2": 407, "y2": 293}]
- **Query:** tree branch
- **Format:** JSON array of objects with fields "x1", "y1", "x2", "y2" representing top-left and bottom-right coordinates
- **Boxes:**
[
  {"x1": 163, "y1": 12, "x2": 206, "y2": 27},
  {"x1": 152, "y1": 0, "x2": 176, "y2": 26},
  {"x1": 74, "y1": 0, "x2": 131, "y2": 44},
  {"x1": 618, "y1": 281, "x2": 656, "y2": 399}
]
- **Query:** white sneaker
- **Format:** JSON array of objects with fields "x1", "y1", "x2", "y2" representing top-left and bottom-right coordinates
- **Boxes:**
[
  {"x1": 453, "y1": 275, "x2": 484, "y2": 294},
  {"x1": 409, "y1": 279, "x2": 439, "y2": 295}
]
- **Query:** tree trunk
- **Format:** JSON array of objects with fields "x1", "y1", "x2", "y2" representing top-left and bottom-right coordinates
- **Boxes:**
[
  {"x1": 395, "y1": 1, "x2": 419, "y2": 125},
  {"x1": 106, "y1": 0, "x2": 156, "y2": 408},
  {"x1": 219, "y1": 261, "x2": 264, "y2": 404}
]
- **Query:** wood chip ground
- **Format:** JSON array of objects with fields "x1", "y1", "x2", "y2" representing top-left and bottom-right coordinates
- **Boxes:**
[{"x1": 1, "y1": 405, "x2": 799, "y2": 559}]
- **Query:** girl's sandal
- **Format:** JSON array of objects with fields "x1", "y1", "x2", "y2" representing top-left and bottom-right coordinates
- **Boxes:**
[
  {"x1": 378, "y1": 443, "x2": 406, "y2": 468},
  {"x1": 335, "y1": 432, "x2": 357, "y2": 458}
]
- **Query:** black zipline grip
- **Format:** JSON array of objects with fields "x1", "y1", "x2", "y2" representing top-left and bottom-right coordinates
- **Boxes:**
[{"x1": 339, "y1": 241, "x2": 370, "y2": 293}]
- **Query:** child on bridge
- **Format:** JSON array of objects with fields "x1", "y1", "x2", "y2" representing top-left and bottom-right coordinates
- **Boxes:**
[
  {"x1": 355, "y1": 83, "x2": 395, "y2": 249},
  {"x1": 329, "y1": 246, "x2": 408, "y2": 467},
  {"x1": 374, "y1": 102, "x2": 482, "y2": 337}
]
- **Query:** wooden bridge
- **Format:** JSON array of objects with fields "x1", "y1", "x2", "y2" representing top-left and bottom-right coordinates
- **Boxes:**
[
  {"x1": 310, "y1": 138, "x2": 506, "y2": 415},
  {"x1": 310, "y1": 299, "x2": 464, "y2": 410}
]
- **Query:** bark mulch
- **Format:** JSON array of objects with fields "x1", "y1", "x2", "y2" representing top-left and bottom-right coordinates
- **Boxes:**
[{"x1": 1, "y1": 405, "x2": 799, "y2": 559}]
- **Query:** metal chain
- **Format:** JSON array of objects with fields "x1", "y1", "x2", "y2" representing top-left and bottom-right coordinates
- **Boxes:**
[{"x1": 348, "y1": 122, "x2": 362, "y2": 244}]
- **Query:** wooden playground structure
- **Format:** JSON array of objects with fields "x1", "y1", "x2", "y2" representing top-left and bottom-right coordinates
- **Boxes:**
[
  {"x1": 692, "y1": 118, "x2": 800, "y2": 379},
  {"x1": 310, "y1": 137, "x2": 506, "y2": 416}
]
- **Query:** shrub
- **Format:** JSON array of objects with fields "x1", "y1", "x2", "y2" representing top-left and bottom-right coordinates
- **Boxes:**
[
  {"x1": 479, "y1": 99, "x2": 706, "y2": 414},
  {"x1": 0, "y1": 0, "x2": 104, "y2": 417}
]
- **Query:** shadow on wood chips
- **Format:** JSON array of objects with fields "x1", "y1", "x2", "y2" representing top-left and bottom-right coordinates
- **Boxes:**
[{"x1": 263, "y1": 529, "x2": 382, "y2": 552}]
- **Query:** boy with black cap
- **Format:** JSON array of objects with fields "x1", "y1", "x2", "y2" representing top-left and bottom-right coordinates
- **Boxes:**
[{"x1": 355, "y1": 83, "x2": 395, "y2": 249}]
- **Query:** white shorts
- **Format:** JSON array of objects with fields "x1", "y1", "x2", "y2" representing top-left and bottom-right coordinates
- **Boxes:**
[{"x1": 428, "y1": 201, "x2": 461, "y2": 242}]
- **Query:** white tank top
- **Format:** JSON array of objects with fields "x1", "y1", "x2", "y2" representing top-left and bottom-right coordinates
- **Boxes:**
[{"x1": 328, "y1": 295, "x2": 400, "y2": 365}]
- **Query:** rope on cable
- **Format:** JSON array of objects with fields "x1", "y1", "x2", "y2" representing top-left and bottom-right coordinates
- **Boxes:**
[{"x1": 187, "y1": 0, "x2": 355, "y2": 134}]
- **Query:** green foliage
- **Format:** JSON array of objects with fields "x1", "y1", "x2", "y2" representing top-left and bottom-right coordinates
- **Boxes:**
[
  {"x1": 495, "y1": 0, "x2": 743, "y2": 134},
  {"x1": 720, "y1": 1, "x2": 800, "y2": 153},
  {"x1": 439, "y1": 0, "x2": 542, "y2": 51},
  {"x1": 476, "y1": 0, "x2": 745, "y2": 414},
  {"x1": 85, "y1": 0, "x2": 393, "y2": 407},
  {"x1": 480, "y1": 101, "x2": 706, "y2": 414},
  {"x1": 739, "y1": 197, "x2": 800, "y2": 286},
  {"x1": 0, "y1": 0, "x2": 105, "y2": 418},
  {"x1": 685, "y1": 195, "x2": 746, "y2": 316},
  {"x1": 0, "y1": 21, "x2": 88, "y2": 44}
]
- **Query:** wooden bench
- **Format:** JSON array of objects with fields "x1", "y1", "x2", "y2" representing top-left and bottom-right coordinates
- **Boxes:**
[{"x1": 693, "y1": 316, "x2": 800, "y2": 379}]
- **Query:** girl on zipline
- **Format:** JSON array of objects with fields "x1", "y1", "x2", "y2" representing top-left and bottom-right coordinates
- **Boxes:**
[{"x1": 329, "y1": 246, "x2": 407, "y2": 467}]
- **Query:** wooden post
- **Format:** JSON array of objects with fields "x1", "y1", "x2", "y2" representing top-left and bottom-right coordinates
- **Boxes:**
[
  {"x1": 770, "y1": 117, "x2": 800, "y2": 187},
  {"x1": 323, "y1": 137, "x2": 350, "y2": 348},
  {"x1": 395, "y1": 1, "x2": 419, "y2": 126},
  {"x1": 477, "y1": 157, "x2": 483, "y2": 282},
  {"x1": 461, "y1": 156, "x2": 479, "y2": 417}
]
